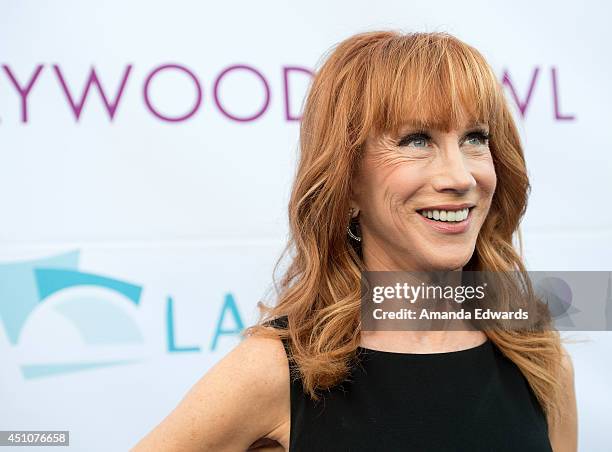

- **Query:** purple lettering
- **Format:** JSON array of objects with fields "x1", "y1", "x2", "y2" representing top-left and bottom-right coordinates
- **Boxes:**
[
  {"x1": 213, "y1": 65, "x2": 270, "y2": 122},
  {"x1": 502, "y1": 67, "x2": 539, "y2": 119},
  {"x1": 283, "y1": 66, "x2": 313, "y2": 121},
  {"x1": 143, "y1": 64, "x2": 202, "y2": 122},
  {"x1": 551, "y1": 67, "x2": 575, "y2": 121},
  {"x1": 53, "y1": 64, "x2": 132, "y2": 121},
  {"x1": 2, "y1": 64, "x2": 44, "y2": 123}
]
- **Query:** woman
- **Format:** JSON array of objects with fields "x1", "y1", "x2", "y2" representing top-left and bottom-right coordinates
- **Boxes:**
[{"x1": 133, "y1": 30, "x2": 577, "y2": 451}]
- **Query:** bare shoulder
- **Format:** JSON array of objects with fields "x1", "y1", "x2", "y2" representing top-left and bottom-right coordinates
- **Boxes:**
[
  {"x1": 131, "y1": 332, "x2": 291, "y2": 452},
  {"x1": 548, "y1": 344, "x2": 578, "y2": 452}
]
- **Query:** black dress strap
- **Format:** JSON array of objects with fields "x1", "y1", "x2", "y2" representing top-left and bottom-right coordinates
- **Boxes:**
[
  {"x1": 263, "y1": 314, "x2": 289, "y2": 330},
  {"x1": 262, "y1": 315, "x2": 295, "y2": 373}
]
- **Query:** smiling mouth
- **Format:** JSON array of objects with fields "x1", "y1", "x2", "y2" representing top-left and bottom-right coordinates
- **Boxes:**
[{"x1": 416, "y1": 206, "x2": 474, "y2": 222}]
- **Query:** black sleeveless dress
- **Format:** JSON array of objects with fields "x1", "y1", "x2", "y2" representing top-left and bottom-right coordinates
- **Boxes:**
[{"x1": 265, "y1": 315, "x2": 552, "y2": 452}]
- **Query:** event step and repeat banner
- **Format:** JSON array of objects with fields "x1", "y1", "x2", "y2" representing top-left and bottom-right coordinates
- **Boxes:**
[{"x1": 1, "y1": 1, "x2": 611, "y2": 450}]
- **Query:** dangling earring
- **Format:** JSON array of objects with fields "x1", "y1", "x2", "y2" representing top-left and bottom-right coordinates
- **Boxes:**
[{"x1": 347, "y1": 207, "x2": 362, "y2": 242}]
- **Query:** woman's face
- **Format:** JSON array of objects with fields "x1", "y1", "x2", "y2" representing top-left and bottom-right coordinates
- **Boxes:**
[{"x1": 351, "y1": 116, "x2": 497, "y2": 271}]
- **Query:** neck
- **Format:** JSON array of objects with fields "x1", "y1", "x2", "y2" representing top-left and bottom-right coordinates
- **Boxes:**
[{"x1": 359, "y1": 240, "x2": 486, "y2": 353}]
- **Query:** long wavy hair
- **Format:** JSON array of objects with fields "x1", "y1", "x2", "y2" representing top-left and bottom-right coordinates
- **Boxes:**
[{"x1": 244, "y1": 30, "x2": 566, "y2": 426}]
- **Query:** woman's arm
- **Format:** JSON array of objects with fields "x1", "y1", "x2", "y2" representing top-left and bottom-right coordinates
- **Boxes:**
[
  {"x1": 131, "y1": 335, "x2": 290, "y2": 451},
  {"x1": 548, "y1": 348, "x2": 578, "y2": 452}
]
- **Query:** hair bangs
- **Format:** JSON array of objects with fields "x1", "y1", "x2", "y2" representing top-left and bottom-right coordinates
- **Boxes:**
[{"x1": 368, "y1": 33, "x2": 502, "y2": 138}]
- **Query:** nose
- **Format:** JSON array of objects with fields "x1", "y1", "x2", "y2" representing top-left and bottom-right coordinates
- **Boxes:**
[{"x1": 430, "y1": 146, "x2": 476, "y2": 194}]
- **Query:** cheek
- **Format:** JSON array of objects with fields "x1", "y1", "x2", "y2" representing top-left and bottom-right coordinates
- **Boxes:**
[
  {"x1": 371, "y1": 166, "x2": 424, "y2": 212},
  {"x1": 474, "y1": 159, "x2": 497, "y2": 197},
  {"x1": 390, "y1": 163, "x2": 424, "y2": 186}
]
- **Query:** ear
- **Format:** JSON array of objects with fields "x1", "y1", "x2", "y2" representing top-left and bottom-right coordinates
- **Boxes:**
[
  {"x1": 350, "y1": 165, "x2": 362, "y2": 202},
  {"x1": 350, "y1": 148, "x2": 365, "y2": 215},
  {"x1": 349, "y1": 182, "x2": 360, "y2": 217},
  {"x1": 349, "y1": 187, "x2": 360, "y2": 217}
]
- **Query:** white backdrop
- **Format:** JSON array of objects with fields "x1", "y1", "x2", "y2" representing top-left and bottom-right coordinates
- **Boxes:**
[{"x1": 1, "y1": 1, "x2": 610, "y2": 450}]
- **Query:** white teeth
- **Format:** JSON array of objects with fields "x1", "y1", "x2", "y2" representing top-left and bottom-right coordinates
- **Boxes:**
[{"x1": 419, "y1": 208, "x2": 470, "y2": 222}]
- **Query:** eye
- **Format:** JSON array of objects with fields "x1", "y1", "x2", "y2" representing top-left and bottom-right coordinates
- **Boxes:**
[
  {"x1": 464, "y1": 131, "x2": 490, "y2": 146},
  {"x1": 397, "y1": 132, "x2": 431, "y2": 148},
  {"x1": 396, "y1": 129, "x2": 491, "y2": 149}
]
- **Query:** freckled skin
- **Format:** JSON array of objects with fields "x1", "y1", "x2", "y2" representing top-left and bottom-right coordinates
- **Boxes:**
[{"x1": 351, "y1": 119, "x2": 497, "y2": 272}]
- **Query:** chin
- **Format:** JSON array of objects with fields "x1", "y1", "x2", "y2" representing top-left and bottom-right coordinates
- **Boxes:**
[{"x1": 421, "y1": 253, "x2": 472, "y2": 271}]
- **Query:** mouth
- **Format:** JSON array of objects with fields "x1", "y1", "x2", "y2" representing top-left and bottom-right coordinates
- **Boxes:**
[
  {"x1": 415, "y1": 204, "x2": 476, "y2": 234},
  {"x1": 416, "y1": 205, "x2": 475, "y2": 223}
]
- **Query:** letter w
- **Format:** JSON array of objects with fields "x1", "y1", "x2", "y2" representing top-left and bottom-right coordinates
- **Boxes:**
[{"x1": 53, "y1": 64, "x2": 132, "y2": 121}]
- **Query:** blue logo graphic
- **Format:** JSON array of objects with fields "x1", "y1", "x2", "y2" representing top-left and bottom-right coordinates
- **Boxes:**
[{"x1": 0, "y1": 250, "x2": 145, "y2": 379}]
